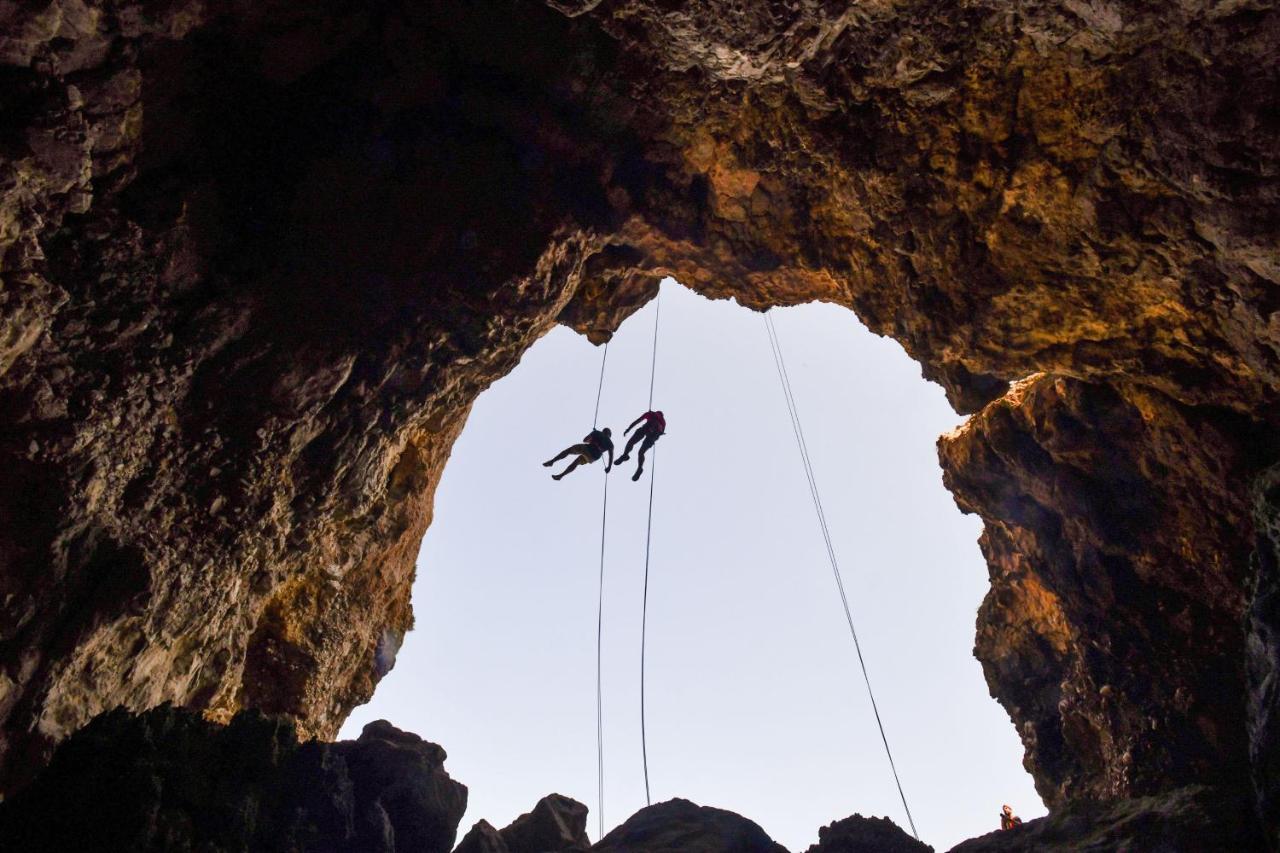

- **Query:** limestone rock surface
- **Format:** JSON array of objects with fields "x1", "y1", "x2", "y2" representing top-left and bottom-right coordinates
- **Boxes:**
[{"x1": 939, "y1": 375, "x2": 1275, "y2": 804}]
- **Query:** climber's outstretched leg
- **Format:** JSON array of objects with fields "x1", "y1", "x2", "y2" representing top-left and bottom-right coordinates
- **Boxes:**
[
  {"x1": 549, "y1": 444, "x2": 594, "y2": 480},
  {"x1": 615, "y1": 430, "x2": 644, "y2": 465},
  {"x1": 631, "y1": 434, "x2": 657, "y2": 481},
  {"x1": 554, "y1": 457, "x2": 586, "y2": 480},
  {"x1": 544, "y1": 444, "x2": 582, "y2": 467}
]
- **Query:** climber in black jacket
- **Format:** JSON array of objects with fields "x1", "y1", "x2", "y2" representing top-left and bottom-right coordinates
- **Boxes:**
[{"x1": 543, "y1": 428, "x2": 614, "y2": 480}]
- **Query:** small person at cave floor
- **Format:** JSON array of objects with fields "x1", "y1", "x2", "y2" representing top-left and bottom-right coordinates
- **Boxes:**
[
  {"x1": 543, "y1": 427, "x2": 614, "y2": 480},
  {"x1": 1000, "y1": 804, "x2": 1023, "y2": 830},
  {"x1": 615, "y1": 409, "x2": 665, "y2": 481}
]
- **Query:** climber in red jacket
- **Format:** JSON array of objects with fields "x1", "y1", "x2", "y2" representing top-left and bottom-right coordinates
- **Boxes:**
[
  {"x1": 1000, "y1": 804, "x2": 1023, "y2": 831},
  {"x1": 543, "y1": 427, "x2": 614, "y2": 480},
  {"x1": 615, "y1": 410, "x2": 665, "y2": 482}
]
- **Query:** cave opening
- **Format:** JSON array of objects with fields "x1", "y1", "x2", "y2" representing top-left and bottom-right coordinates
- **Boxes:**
[{"x1": 340, "y1": 280, "x2": 1044, "y2": 850}]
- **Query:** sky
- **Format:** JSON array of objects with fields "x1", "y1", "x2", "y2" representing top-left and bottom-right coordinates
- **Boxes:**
[{"x1": 339, "y1": 279, "x2": 1045, "y2": 851}]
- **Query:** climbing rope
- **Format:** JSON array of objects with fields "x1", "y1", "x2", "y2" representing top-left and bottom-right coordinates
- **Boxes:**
[
  {"x1": 762, "y1": 311, "x2": 920, "y2": 841},
  {"x1": 647, "y1": 297, "x2": 660, "y2": 409},
  {"x1": 592, "y1": 341, "x2": 610, "y2": 429},
  {"x1": 639, "y1": 291, "x2": 661, "y2": 806},
  {"x1": 593, "y1": 340, "x2": 611, "y2": 841},
  {"x1": 639, "y1": 455, "x2": 656, "y2": 806}
]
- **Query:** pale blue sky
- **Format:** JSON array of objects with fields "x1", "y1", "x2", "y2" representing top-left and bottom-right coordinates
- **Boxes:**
[{"x1": 340, "y1": 280, "x2": 1044, "y2": 850}]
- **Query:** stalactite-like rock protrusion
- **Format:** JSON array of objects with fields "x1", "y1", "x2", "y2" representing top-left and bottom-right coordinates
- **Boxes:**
[{"x1": 0, "y1": 2, "x2": 1277, "y2": 844}]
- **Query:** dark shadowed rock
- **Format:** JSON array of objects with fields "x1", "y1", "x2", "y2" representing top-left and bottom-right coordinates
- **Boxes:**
[
  {"x1": 806, "y1": 814, "x2": 932, "y2": 853},
  {"x1": 335, "y1": 719, "x2": 470, "y2": 853},
  {"x1": 456, "y1": 820, "x2": 511, "y2": 853},
  {"x1": 456, "y1": 793, "x2": 590, "y2": 853},
  {"x1": 945, "y1": 785, "x2": 1265, "y2": 852},
  {"x1": 0, "y1": 707, "x2": 467, "y2": 853},
  {"x1": 503, "y1": 793, "x2": 590, "y2": 851},
  {"x1": 593, "y1": 799, "x2": 787, "y2": 853},
  {"x1": 1249, "y1": 464, "x2": 1280, "y2": 848}
]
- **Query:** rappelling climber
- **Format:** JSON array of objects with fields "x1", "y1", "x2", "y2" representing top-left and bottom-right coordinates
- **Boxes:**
[
  {"x1": 543, "y1": 427, "x2": 614, "y2": 480},
  {"x1": 615, "y1": 410, "x2": 665, "y2": 482},
  {"x1": 1000, "y1": 804, "x2": 1023, "y2": 831}
]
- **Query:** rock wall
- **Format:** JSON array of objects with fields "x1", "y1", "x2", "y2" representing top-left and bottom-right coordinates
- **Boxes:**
[
  {"x1": 1249, "y1": 463, "x2": 1280, "y2": 841},
  {"x1": 0, "y1": 0, "x2": 632, "y2": 790},
  {"x1": 0, "y1": 707, "x2": 468, "y2": 852},
  {"x1": 940, "y1": 375, "x2": 1276, "y2": 804},
  {"x1": 947, "y1": 784, "x2": 1266, "y2": 852},
  {"x1": 0, "y1": 0, "x2": 1277, "y2": 837}
]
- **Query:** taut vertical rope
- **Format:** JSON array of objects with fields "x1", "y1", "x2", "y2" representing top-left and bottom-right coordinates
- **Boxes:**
[
  {"x1": 592, "y1": 341, "x2": 610, "y2": 429},
  {"x1": 647, "y1": 297, "x2": 660, "y2": 409},
  {"x1": 593, "y1": 340, "x2": 611, "y2": 841},
  {"x1": 763, "y1": 311, "x2": 920, "y2": 841},
  {"x1": 595, "y1": 467, "x2": 609, "y2": 840},
  {"x1": 639, "y1": 291, "x2": 661, "y2": 805},
  {"x1": 639, "y1": 448, "x2": 656, "y2": 806}
]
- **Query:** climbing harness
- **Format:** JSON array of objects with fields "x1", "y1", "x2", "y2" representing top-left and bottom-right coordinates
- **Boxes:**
[
  {"x1": 592, "y1": 340, "x2": 610, "y2": 841},
  {"x1": 639, "y1": 292, "x2": 661, "y2": 807},
  {"x1": 762, "y1": 310, "x2": 919, "y2": 840}
]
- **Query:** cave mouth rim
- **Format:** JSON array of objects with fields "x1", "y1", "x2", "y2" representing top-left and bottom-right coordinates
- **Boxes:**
[{"x1": 343, "y1": 278, "x2": 1042, "y2": 849}]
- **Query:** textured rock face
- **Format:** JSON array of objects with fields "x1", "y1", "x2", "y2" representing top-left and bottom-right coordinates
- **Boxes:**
[
  {"x1": 940, "y1": 375, "x2": 1276, "y2": 805},
  {"x1": 0, "y1": 0, "x2": 1276, "y2": 831},
  {"x1": 1249, "y1": 464, "x2": 1280, "y2": 843},
  {"x1": 336, "y1": 719, "x2": 471, "y2": 853},
  {"x1": 592, "y1": 799, "x2": 787, "y2": 853},
  {"x1": 455, "y1": 793, "x2": 590, "y2": 853},
  {"x1": 0, "y1": 707, "x2": 468, "y2": 852},
  {"x1": 806, "y1": 814, "x2": 932, "y2": 853},
  {"x1": 501, "y1": 793, "x2": 592, "y2": 852},
  {"x1": 945, "y1": 785, "x2": 1266, "y2": 853},
  {"x1": 455, "y1": 821, "x2": 512, "y2": 853},
  {"x1": 0, "y1": 0, "x2": 631, "y2": 790}
]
